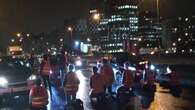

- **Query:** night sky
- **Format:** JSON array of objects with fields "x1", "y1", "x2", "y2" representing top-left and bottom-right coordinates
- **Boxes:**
[{"x1": 0, "y1": 0, "x2": 195, "y2": 44}]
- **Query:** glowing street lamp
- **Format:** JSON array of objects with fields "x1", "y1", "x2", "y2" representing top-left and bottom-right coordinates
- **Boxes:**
[
  {"x1": 11, "y1": 39, "x2": 15, "y2": 42},
  {"x1": 178, "y1": 38, "x2": 181, "y2": 42},
  {"x1": 27, "y1": 34, "x2": 30, "y2": 37},
  {"x1": 93, "y1": 13, "x2": 100, "y2": 21},
  {"x1": 17, "y1": 33, "x2": 21, "y2": 37},
  {"x1": 172, "y1": 42, "x2": 176, "y2": 46}
]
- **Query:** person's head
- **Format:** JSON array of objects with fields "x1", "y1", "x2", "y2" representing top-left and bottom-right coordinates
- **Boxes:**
[
  {"x1": 124, "y1": 62, "x2": 130, "y2": 69},
  {"x1": 102, "y1": 59, "x2": 108, "y2": 64},
  {"x1": 93, "y1": 66, "x2": 98, "y2": 74},
  {"x1": 35, "y1": 78, "x2": 42, "y2": 86},
  {"x1": 68, "y1": 64, "x2": 74, "y2": 72},
  {"x1": 43, "y1": 54, "x2": 49, "y2": 60}
]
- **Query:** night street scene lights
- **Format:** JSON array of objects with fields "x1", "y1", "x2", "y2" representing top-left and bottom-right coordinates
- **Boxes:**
[{"x1": 93, "y1": 13, "x2": 100, "y2": 21}]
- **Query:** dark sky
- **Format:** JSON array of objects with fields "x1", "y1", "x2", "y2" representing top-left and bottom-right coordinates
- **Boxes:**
[{"x1": 0, "y1": 0, "x2": 195, "y2": 35}]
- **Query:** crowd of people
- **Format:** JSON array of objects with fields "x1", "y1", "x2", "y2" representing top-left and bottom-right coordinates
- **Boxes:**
[{"x1": 28, "y1": 52, "x2": 181, "y2": 110}]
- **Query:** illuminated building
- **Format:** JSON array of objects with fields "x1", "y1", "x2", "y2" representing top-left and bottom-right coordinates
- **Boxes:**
[
  {"x1": 138, "y1": 11, "x2": 162, "y2": 49},
  {"x1": 165, "y1": 16, "x2": 195, "y2": 53},
  {"x1": 96, "y1": 0, "x2": 139, "y2": 53}
]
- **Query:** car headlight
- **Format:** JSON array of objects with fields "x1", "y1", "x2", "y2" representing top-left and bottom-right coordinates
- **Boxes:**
[
  {"x1": 128, "y1": 66, "x2": 136, "y2": 71},
  {"x1": 0, "y1": 77, "x2": 8, "y2": 86},
  {"x1": 75, "y1": 60, "x2": 82, "y2": 66},
  {"x1": 28, "y1": 75, "x2": 37, "y2": 80},
  {"x1": 150, "y1": 65, "x2": 155, "y2": 70}
]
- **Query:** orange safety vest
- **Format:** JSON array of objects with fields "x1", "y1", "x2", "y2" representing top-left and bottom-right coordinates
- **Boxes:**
[
  {"x1": 145, "y1": 69, "x2": 155, "y2": 86},
  {"x1": 64, "y1": 72, "x2": 79, "y2": 94},
  {"x1": 100, "y1": 65, "x2": 114, "y2": 86},
  {"x1": 170, "y1": 71, "x2": 180, "y2": 86},
  {"x1": 123, "y1": 70, "x2": 134, "y2": 89},
  {"x1": 90, "y1": 74, "x2": 106, "y2": 95},
  {"x1": 41, "y1": 60, "x2": 51, "y2": 76},
  {"x1": 30, "y1": 85, "x2": 48, "y2": 108}
]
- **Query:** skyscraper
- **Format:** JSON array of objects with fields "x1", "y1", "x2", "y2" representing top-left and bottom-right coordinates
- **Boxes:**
[
  {"x1": 97, "y1": 0, "x2": 139, "y2": 53},
  {"x1": 138, "y1": 11, "x2": 162, "y2": 49}
]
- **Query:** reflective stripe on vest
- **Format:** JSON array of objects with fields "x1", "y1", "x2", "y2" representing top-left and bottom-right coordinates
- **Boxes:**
[
  {"x1": 31, "y1": 86, "x2": 48, "y2": 108},
  {"x1": 64, "y1": 73, "x2": 79, "y2": 93}
]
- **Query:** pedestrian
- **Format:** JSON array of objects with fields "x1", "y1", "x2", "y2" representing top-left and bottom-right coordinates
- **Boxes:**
[
  {"x1": 90, "y1": 66, "x2": 107, "y2": 108},
  {"x1": 29, "y1": 78, "x2": 49, "y2": 110},
  {"x1": 57, "y1": 51, "x2": 69, "y2": 87},
  {"x1": 40, "y1": 54, "x2": 52, "y2": 96},
  {"x1": 64, "y1": 64, "x2": 80, "y2": 103},
  {"x1": 100, "y1": 59, "x2": 114, "y2": 94},
  {"x1": 122, "y1": 62, "x2": 134, "y2": 90},
  {"x1": 167, "y1": 67, "x2": 182, "y2": 97}
]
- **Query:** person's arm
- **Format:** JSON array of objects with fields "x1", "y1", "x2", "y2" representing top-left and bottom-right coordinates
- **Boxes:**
[{"x1": 29, "y1": 89, "x2": 33, "y2": 105}]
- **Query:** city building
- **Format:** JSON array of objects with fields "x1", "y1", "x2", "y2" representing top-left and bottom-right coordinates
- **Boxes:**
[
  {"x1": 165, "y1": 16, "x2": 195, "y2": 53},
  {"x1": 96, "y1": 0, "x2": 139, "y2": 53},
  {"x1": 138, "y1": 11, "x2": 162, "y2": 51}
]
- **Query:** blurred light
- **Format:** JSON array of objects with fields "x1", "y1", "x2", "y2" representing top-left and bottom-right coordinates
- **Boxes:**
[
  {"x1": 185, "y1": 33, "x2": 188, "y2": 36},
  {"x1": 150, "y1": 51, "x2": 155, "y2": 55},
  {"x1": 178, "y1": 38, "x2": 181, "y2": 42},
  {"x1": 68, "y1": 27, "x2": 73, "y2": 31},
  {"x1": 26, "y1": 63, "x2": 30, "y2": 68},
  {"x1": 172, "y1": 43, "x2": 176, "y2": 46},
  {"x1": 28, "y1": 75, "x2": 37, "y2": 80},
  {"x1": 52, "y1": 51, "x2": 57, "y2": 55},
  {"x1": 182, "y1": 50, "x2": 185, "y2": 53},
  {"x1": 150, "y1": 65, "x2": 155, "y2": 70},
  {"x1": 166, "y1": 67, "x2": 172, "y2": 74},
  {"x1": 47, "y1": 49, "x2": 51, "y2": 52},
  {"x1": 32, "y1": 48, "x2": 35, "y2": 51},
  {"x1": 0, "y1": 77, "x2": 8, "y2": 86},
  {"x1": 93, "y1": 13, "x2": 100, "y2": 21},
  {"x1": 19, "y1": 38, "x2": 23, "y2": 42},
  {"x1": 17, "y1": 33, "x2": 21, "y2": 37},
  {"x1": 134, "y1": 43, "x2": 137, "y2": 46},
  {"x1": 185, "y1": 18, "x2": 189, "y2": 21},
  {"x1": 165, "y1": 51, "x2": 169, "y2": 54},
  {"x1": 20, "y1": 61, "x2": 24, "y2": 66},
  {"x1": 132, "y1": 53, "x2": 136, "y2": 56},
  {"x1": 190, "y1": 49, "x2": 193, "y2": 52},
  {"x1": 26, "y1": 34, "x2": 30, "y2": 37},
  {"x1": 11, "y1": 39, "x2": 15, "y2": 42},
  {"x1": 128, "y1": 66, "x2": 136, "y2": 71},
  {"x1": 75, "y1": 60, "x2": 82, "y2": 66},
  {"x1": 87, "y1": 38, "x2": 91, "y2": 42},
  {"x1": 138, "y1": 38, "x2": 142, "y2": 41},
  {"x1": 50, "y1": 70, "x2": 53, "y2": 74},
  {"x1": 60, "y1": 38, "x2": 63, "y2": 42},
  {"x1": 156, "y1": 69, "x2": 160, "y2": 73},
  {"x1": 75, "y1": 41, "x2": 79, "y2": 46}
]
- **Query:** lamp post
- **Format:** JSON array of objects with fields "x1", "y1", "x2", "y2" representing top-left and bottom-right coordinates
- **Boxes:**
[{"x1": 67, "y1": 27, "x2": 73, "y2": 54}]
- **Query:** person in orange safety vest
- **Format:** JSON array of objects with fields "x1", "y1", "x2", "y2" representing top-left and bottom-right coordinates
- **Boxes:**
[
  {"x1": 29, "y1": 78, "x2": 48, "y2": 110},
  {"x1": 64, "y1": 64, "x2": 80, "y2": 103},
  {"x1": 122, "y1": 62, "x2": 134, "y2": 89},
  {"x1": 40, "y1": 54, "x2": 52, "y2": 96},
  {"x1": 90, "y1": 66, "x2": 106, "y2": 96},
  {"x1": 100, "y1": 59, "x2": 114, "y2": 94},
  {"x1": 143, "y1": 64, "x2": 156, "y2": 92}
]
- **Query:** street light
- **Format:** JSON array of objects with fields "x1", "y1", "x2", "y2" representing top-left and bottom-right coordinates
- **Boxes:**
[
  {"x1": 67, "y1": 27, "x2": 73, "y2": 54},
  {"x1": 93, "y1": 13, "x2": 100, "y2": 21},
  {"x1": 17, "y1": 33, "x2": 21, "y2": 37}
]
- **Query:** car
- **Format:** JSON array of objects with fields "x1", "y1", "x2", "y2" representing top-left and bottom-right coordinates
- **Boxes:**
[
  {"x1": 111, "y1": 52, "x2": 149, "y2": 70},
  {"x1": 0, "y1": 56, "x2": 35, "y2": 106}
]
